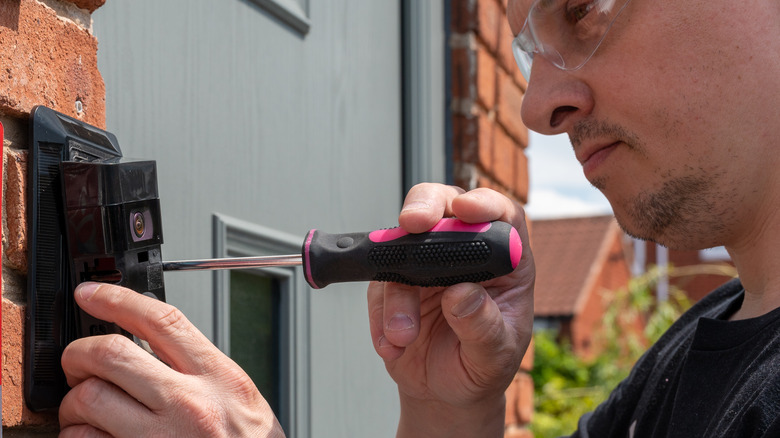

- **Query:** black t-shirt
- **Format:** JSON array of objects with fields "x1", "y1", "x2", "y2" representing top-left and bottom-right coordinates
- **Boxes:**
[{"x1": 571, "y1": 278, "x2": 780, "y2": 437}]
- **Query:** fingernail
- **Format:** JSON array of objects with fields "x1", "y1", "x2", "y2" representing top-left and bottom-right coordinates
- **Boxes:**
[
  {"x1": 386, "y1": 313, "x2": 414, "y2": 331},
  {"x1": 401, "y1": 201, "x2": 430, "y2": 212},
  {"x1": 77, "y1": 282, "x2": 100, "y2": 301},
  {"x1": 378, "y1": 335, "x2": 391, "y2": 348},
  {"x1": 451, "y1": 288, "x2": 484, "y2": 318}
]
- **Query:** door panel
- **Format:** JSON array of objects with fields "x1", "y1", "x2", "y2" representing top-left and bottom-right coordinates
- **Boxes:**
[{"x1": 94, "y1": 1, "x2": 402, "y2": 435}]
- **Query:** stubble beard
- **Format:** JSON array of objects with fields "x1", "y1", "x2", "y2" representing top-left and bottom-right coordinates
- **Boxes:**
[
  {"x1": 592, "y1": 173, "x2": 727, "y2": 250},
  {"x1": 572, "y1": 119, "x2": 727, "y2": 250}
]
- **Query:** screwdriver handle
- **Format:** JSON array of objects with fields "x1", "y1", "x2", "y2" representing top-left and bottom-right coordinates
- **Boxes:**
[{"x1": 302, "y1": 218, "x2": 522, "y2": 289}]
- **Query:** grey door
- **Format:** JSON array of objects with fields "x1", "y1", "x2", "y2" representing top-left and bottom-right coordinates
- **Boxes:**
[{"x1": 92, "y1": 1, "x2": 429, "y2": 436}]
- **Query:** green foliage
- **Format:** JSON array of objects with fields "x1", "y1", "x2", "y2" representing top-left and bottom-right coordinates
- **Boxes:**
[
  {"x1": 530, "y1": 331, "x2": 614, "y2": 438},
  {"x1": 529, "y1": 264, "x2": 736, "y2": 438}
]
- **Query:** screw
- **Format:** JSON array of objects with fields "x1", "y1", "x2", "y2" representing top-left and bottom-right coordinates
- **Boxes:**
[
  {"x1": 75, "y1": 100, "x2": 83, "y2": 113},
  {"x1": 133, "y1": 212, "x2": 146, "y2": 238}
]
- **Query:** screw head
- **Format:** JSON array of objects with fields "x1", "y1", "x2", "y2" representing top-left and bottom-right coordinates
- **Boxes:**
[{"x1": 133, "y1": 212, "x2": 145, "y2": 238}]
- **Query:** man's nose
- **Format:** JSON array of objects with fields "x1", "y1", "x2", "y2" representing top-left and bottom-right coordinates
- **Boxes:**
[{"x1": 520, "y1": 58, "x2": 594, "y2": 136}]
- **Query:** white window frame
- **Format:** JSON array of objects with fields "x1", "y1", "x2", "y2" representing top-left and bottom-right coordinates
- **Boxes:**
[{"x1": 212, "y1": 213, "x2": 311, "y2": 437}]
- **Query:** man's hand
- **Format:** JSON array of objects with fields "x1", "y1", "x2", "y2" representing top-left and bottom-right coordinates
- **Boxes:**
[
  {"x1": 58, "y1": 282, "x2": 285, "y2": 438},
  {"x1": 367, "y1": 184, "x2": 535, "y2": 438}
]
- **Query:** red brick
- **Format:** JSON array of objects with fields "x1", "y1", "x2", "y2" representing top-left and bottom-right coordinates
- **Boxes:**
[
  {"x1": 520, "y1": 336, "x2": 534, "y2": 371},
  {"x1": 504, "y1": 374, "x2": 519, "y2": 426},
  {"x1": 71, "y1": 0, "x2": 106, "y2": 13},
  {"x1": 453, "y1": 115, "x2": 478, "y2": 163},
  {"x1": 451, "y1": 47, "x2": 475, "y2": 102},
  {"x1": 497, "y1": 70, "x2": 529, "y2": 146},
  {"x1": 505, "y1": 372, "x2": 535, "y2": 430},
  {"x1": 516, "y1": 372, "x2": 534, "y2": 424},
  {"x1": 451, "y1": 0, "x2": 476, "y2": 33},
  {"x1": 4, "y1": 147, "x2": 27, "y2": 274},
  {"x1": 0, "y1": 1, "x2": 106, "y2": 431},
  {"x1": 476, "y1": 0, "x2": 502, "y2": 53},
  {"x1": 498, "y1": 16, "x2": 527, "y2": 89},
  {"x1": 477, "y1": 112, "x2": 494, "y2": 171},
  {"x1": 493, "y1": 124, "x2": 516, "y2": 191},
  {"x1": 477, "y1": 44, "x2": 497, "y2": 110},
  {"x1": 0, "y1": 0, "x2": 106, "y2": 127},
  {"x1": 0, "y1": 114, "x2": 27, "y2": 146}
]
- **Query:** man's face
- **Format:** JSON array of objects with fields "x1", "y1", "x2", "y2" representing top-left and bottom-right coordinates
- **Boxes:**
[{"x1": 508, "y1": 0, "x2": 780, "y2": 250}]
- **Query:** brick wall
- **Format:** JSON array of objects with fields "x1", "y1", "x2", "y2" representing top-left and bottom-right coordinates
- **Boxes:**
[
  {"x1": 1, "y1": 0, "x2": 105, "y2": 433},
  {"x1": 450, "y1": 0, "x2": 529, "y2": 206},
  {"x1": 1, "y1": 0, "x2": 533, "y2": 435},
  {"x1": 449, "y1": 1, "x2": 534, "y2": 437}
]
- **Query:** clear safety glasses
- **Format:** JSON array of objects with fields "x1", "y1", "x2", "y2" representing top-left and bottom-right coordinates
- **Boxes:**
[{"x1": 511, "y1": 0, "x2": 634, "y2": 80}]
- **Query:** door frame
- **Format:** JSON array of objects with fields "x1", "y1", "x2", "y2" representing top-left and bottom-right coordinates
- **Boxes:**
[{"x1": 212, "y1": 213, "x2": 311, "y2": 437}]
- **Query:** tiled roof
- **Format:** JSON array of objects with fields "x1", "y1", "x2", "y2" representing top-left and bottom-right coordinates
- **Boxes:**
[{"x1": 531, "y1": 215, "x2": 618, "y2": 317}]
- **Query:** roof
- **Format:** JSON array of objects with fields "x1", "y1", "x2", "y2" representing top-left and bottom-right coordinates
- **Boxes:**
[{"x1": 531, "y1": 215, "x2": 619, "y2": 317}]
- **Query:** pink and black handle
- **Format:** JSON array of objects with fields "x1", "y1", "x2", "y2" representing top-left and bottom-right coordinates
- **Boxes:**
[{"x1": 302, "y1": 218, "x2": 523, "y2": 289}]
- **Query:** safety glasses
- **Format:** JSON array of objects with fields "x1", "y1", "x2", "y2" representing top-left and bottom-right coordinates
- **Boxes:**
[{"x1": 511, "y1": 0, "x2": 634, "y2": 80}]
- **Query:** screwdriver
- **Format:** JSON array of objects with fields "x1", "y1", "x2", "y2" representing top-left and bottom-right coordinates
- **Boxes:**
[{"x1": 162, "y1": 218, "x2": 523, "y2": 289}]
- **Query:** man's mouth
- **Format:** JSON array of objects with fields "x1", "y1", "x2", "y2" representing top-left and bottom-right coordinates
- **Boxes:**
[{"x1": 578, "y1": 141, "x2": 621, "y2": 176}]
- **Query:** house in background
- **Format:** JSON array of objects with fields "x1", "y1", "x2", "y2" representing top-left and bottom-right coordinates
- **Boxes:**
[
  {"x1": 531, "y1": 215, "x2": 633, "y2": 358},
  {"x1": 531, "y1": 215, "x2": 736, "y2": 359}
]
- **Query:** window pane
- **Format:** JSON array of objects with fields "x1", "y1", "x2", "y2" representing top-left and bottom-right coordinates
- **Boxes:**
[{"x1": 230, "y1": 270, "x2": 281, "y2": 415}]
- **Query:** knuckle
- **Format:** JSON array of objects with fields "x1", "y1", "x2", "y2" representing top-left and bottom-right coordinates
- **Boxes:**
[
  {"x1": 93, "y1": 334, "x2": 137, "y2": 366},
  {"x1": 69, "y1": 376, "x2": 109, "y2": 412},
  {"x1": 98, "y1": 283, "x2": 131, "y2": 311},
  {"x1": 146, "y1": 304, "x2": 190, "y2": 337},
  {"x1": 174, "y1": 394, "x2": 227, "y2": 437}
]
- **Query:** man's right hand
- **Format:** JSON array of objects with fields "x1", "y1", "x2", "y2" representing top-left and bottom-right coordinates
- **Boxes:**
[{"x1": 367, "y1": 183, "x2": 536, "y2": 438}]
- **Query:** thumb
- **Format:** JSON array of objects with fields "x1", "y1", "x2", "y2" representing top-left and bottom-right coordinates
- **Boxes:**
[{"x1": 441, "y1": 283, "x2": 520, "y2": 384}]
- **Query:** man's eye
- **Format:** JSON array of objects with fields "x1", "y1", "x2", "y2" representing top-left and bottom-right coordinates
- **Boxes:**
[{"x1": 566, "y1": 1, "x2": 595, "y2": 23}]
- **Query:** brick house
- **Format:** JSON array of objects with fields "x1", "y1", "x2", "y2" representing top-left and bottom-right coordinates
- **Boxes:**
[
  {"x1": 531, "y1": 215, "x2": 633, "y2": 359},
  {"x1": 532, "y1": 215, "x2": 736, "y2": 360},
  {"x1": 2, "y1": 0, "x2": 534, "y2": 436}
]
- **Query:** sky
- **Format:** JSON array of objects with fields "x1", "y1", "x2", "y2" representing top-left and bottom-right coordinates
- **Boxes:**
[{"x1": 524, "y1": 131, "x2": 614, "y2": 220}]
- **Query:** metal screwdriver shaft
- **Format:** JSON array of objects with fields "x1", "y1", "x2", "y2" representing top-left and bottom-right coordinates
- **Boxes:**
[{"x1": 162, "y1": 254, "x2": 302, "y2": 272}]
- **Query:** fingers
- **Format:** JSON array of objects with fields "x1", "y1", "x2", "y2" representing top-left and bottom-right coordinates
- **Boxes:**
[
  {"x1": 400, "y1": 183, "x2": 526, "y2": 233},
  {"x1": 381, "y1": 282, "x2": 422, "y2": 346},
  {"x1": 400, "y1": 184, "x2": 533, "y2": 285},
  {"x1": 59, "y1": 376, "x2": 154, "y2": 435},
  {"x1": 59, "y1": 424, "x2": 115, "y2": 438},
  {"x1": 73, "y1": 282, "x2": 221, "y2": 375},
  {"x1": 61, "y1": 334, "x2": 177, "y2": 411},
  {"x1": 440, "y1": 283, "x2": 522, "y2": 386},
  {"x1": 367, "y1": 282, "x2": 420, "y2": 361},
  {"x1": 450, "y1": 187, "x2": 527, "y2": 227},
  {"x1": 399, "y1": 183, "x2": 465, "y2": 233},
  {"x1": 62, "y1": 283, "x2": 285, "y2": 437}
]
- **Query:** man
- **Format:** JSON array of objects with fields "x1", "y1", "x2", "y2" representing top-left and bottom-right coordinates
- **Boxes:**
[{"x1": 59, "y1": 0, "x2": 780, "y2": 436}]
